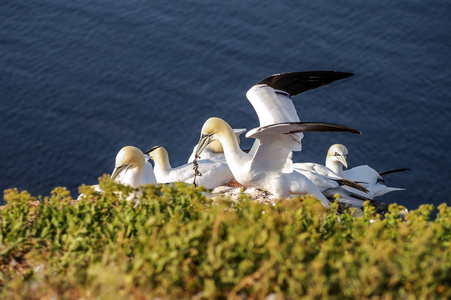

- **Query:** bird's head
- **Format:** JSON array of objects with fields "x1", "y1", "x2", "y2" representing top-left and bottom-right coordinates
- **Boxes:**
[
  {"x1": 327, "y1": 144, "x2": 348, "y2": 169},
  {"x1": 144, "y1": 145, "x2": 168, "y2": 163},
  {"x1": 111, "y1": 146, "x2": 145, "y2": 180},
  {"x1": 195, "y1": 117, "x2": 235, "y2": 158}
]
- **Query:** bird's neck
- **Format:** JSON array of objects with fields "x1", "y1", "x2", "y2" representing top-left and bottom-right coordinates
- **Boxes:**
[
  {"x1": 218, "y1": 131, "x2": 250, "y2": 170},
  {"x1": 326, "y1": 158, "x2": 344, "y2": 177},
  {"x1": 123, "y1": 166, "x2": 144, "y2": 188},
  {"x1": 154, "y1": 152, "x2": 172, "y2": 174}
]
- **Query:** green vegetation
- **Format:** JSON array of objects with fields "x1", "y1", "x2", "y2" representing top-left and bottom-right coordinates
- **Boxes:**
[{"x1": 1, "y1": 176, "x2": 450, "y2": 299}]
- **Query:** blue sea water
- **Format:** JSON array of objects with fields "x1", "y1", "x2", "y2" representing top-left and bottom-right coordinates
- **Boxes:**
[{"x1": 1, "y1": 1, "x2": 450, "y2": 210}]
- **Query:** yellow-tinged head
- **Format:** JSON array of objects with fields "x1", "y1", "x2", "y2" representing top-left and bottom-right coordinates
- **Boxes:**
[
  {"x1": 203, "y1": 129, "x2": 243, "y2": 154},
  {"x1": 144, "y1": 145, "x2": 168, "y2": 161},
  {"x1": 143, "y1": 146, "x2": 172, "y2": 171},
  {"x1": 201, "y1": 117, "x2": 234, "y2": 135},
  {"x1": 195, "y1": 117, "x2": 236, "y2": 157},
  {"x1": 326, "y1": 144, "x2": 348, "y2": 168},
  {"x1": 111, "y1": 146, "x2": 146, "y2": 180}
]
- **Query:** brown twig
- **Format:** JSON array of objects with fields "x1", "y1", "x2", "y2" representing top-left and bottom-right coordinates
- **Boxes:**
[{"x1": 192, "y1": 155, "x2": 202, "y2": 187}]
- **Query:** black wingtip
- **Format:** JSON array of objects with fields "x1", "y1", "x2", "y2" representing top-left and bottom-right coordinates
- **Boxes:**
[
  {"x1": 143, "y1": 145, "x2": 162, "y2": 155},
  {"x1": 256, "y1": 71, "x2": 354, "y2": 97},
  {"x1": 249, "y1": 122, "x2": 362, "y2": 138},
  {"x1": 379, "y1": 168, "x2": 411, "y2": 177},
  {"x1": 295, "y1": 122, "x2": 362, "y2": 135}
]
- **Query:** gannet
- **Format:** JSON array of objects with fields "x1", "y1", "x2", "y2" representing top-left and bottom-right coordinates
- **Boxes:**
[
  {"x1": 194, "y1": 71, "x2": 360, "y2": 205},
  {"x1": 187, "y1": 128, "x2": 247, "y2": 163},
  {"x1": 77, "y1": 146, "x2": 156, "y2": 201},
  {"x1": 325, "y1": 144, "x2": 406, "y2": 200},
  {"x1": 195, "y1": 117, "x2": 362, "y2": 207},
  {"x1": 146, "y1": 145, "x2": 233, "y2": 189},
  {"x1": 291, "y1": 143, "x2": 363, "y2": 192},
  {"x1": 245, "y1": 71, "x2": 366, "y2": 195},
  {"x1": 111, "y1": 146, "x2": 156, "y2": 187}
]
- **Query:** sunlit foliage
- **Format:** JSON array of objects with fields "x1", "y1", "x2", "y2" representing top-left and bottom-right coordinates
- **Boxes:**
[{"x1": 1, "y1": 177, "x2": 450, "y2": 299}]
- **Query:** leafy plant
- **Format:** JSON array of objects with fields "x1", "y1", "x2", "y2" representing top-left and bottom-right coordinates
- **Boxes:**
[{"x1": 0, "y1": 177, "x2": 450, "y2": 299}]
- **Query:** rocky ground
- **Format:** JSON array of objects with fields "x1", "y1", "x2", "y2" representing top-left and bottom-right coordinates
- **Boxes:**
[{"x1": 206, "y1": 179, "x2": 407, "y2": 219}]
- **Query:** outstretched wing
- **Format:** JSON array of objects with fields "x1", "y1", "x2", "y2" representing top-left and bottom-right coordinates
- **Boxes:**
[
  {"x1": 256, "y1": 71, "x2": 353, "y2": 96},
  {"x1": 246, "y1": 71, "x2": 354, "y2": 127},
  {"x1": 247, "y1": 122, "x2": 361, "y2": 172}
]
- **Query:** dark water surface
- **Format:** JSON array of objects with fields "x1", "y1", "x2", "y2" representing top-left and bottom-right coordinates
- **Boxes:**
[{"x1": 1, "y1": 1, "x2": 450, "y2": 209}]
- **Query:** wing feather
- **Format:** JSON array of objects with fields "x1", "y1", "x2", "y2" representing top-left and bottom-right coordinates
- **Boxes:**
[
  {"x1": 247, "y1": 122, "x2": 361, "y2": 172},
  {"x1": 256, "y1": 71, "x2": 354, "y2": 96}
]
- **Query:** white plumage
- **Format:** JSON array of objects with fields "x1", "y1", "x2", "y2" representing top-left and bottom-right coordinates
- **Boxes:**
[
  {"x1": 111, "y1": 146, "x2": 156, "y2": 187},
  {"x1": 194, "y1": 72, "x2": 362, "y2": 207},
  {"x1": 146, "y1": 145, "x2": 233, "y2": 189},
  {"x1": 77, "y1": 146, "x2": 156, "y2": 201},
  {"x1": 324, "y1": 144, "x2": 406, "y2": 204},
  {"x1": 187, "y1": 128, "x2": 247, "y2": 163},
  {"x1": 196, "y1": 118, "x2": 361, "y2": 208}
]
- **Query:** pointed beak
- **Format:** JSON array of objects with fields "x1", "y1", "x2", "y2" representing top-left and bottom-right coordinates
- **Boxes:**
[
  {"x1": 195, "y1": 134, "x2": 212, "y2": 158},
  {"x1": 111, "y1": 164, "x2": 130, "y2": 181},
  {"x1": 337, "y1": 154, "x2": 348, "y2": 169}
]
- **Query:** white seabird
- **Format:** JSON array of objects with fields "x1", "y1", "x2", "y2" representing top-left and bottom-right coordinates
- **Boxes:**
[
  {"x1": 195, "y1": 117, "x2": 362, "y2": 208},
  {"x1": 246, "y1": 71, "x2": 366, "y2": 195},
  {"x1": 244, "y1": 71, "x2": 365, "y2": 194},
  {"x1": 196, "y1": 71, "x2": 364, "y2": 207},
  {"x1": 324, "y1": 144, "x2": 407, "y2": 202},
  {"x1": 145, "y1": 145, "x2": 233, "y2": 189},
  {"x1": 77, "y1": 146, "x2": 156, "y2": 201},
  {"x1": 292, "y1": 142, "x2": 367, "y2": 193},
  {"x1": 111, "y1": 145, "x2": 156, "y2": 187}
]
